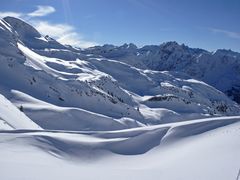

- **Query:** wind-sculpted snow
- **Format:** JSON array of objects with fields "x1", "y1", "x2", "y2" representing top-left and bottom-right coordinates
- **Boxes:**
[
  {"x1": 0, "y1": 116, "x2": 239, "y2": 156},
  {"x1": 1, "y1": 117, "x2": 239, "y2": 180}
]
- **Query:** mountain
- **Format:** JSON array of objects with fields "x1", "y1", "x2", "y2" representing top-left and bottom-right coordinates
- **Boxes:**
[
  {"x1": 84, "y1": 42, "x2": 240, "y2": 104},
  {"x1": 0, "y1": 16, "x2": 240, "y2": 180},
  {"x1": 0, "y1": 16, "x2": 239, "y2": 131}
]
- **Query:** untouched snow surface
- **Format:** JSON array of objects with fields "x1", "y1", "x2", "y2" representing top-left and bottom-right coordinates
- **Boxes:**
[{"x1": 0, "y1": 117, "x2": 240, "y2": 180}]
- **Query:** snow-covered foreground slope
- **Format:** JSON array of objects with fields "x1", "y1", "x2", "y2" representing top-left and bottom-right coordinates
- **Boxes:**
[{"x1": 0, "y1": 116, "x2": 239, "y2": 180}]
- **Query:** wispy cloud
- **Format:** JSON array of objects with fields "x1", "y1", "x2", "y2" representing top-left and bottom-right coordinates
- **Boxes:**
[
  {"x1": 28, "y1": 6, "x2": 55, "y2": 17},
  {"x1": 31, "y1": 21, "x2": 98, "y2": 48},
  {"x1": 0, "y1": 11, "x2": 23, "y2": 19},
  {"x1": 0, "y1": 6, "x2": 55, "y2": 19},
  {"x1": 209, "y1": 28, "x2": 240, "y2": 40}
]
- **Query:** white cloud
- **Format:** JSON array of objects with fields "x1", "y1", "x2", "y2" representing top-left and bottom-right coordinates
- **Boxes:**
[
  {"x1": 32, "y1": 21, "x2": 98, "y2": 48},
  {"x1": 57, "y1": 32, "x2": 97, "y2": 48},
  {"x1": 32, "y1": 21, "x2": 73, "y2": 37},
  {"x1": 28, "y1": 6, "x2": 55, "y2": 17},
  {"x1": 0, "y1": 11, "x2": 23, "y2": 19},
  {"x1": 209, "y1": 28, "x2": 240, "y2": 40},
  {"x1": 0, "y1": 6, "x2": 55, "y2": 19}
]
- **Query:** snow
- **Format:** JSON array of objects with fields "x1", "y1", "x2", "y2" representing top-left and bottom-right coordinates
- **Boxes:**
[
  {"x1": 9, "y1": 90, "x2": 143, "y2": 131},
  {"x1": 0, "y1": 117, "x2": 239, "y2": 180},
  {"x1": 0, "y1": 94, "x2": 41, "y2": 130},
  {"x1": 85, "y1": 41, "x2": 240, "y2": 103},
  {"x1": 0, "y1": 16, "x2": 240, "y2": 128},
  {"x1": 0, "y1": 16, "x2": 240, "y2": 180}
]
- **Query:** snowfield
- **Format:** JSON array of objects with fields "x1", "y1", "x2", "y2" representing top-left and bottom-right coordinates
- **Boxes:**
[
  {"x1": 0, "y1": 16, "x2": 240, "y2": 180},
  {"x1": 0, "y1": 117, "x2": 240, "y2": 180}
]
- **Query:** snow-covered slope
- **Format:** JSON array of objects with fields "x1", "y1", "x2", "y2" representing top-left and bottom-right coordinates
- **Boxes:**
[
  {"x1": 0, "y1": 116, "x2": 239, "y2": 180},
  {"x1": 0, "y1": 93, "x2": 41, "y2": 130},
  {"x1": 85, "y1": 42, "x2": 240, "y2": 104},
  {"x1": 0, "y1": 17, "x2": 144, "y2": 130}
]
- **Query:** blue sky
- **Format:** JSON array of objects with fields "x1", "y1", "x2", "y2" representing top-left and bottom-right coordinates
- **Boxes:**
[{"x1": 0, "y1": 0, "x2": 240, "y2": 51}]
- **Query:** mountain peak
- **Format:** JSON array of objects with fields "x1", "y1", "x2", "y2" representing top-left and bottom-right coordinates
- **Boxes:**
[
  {"x1": 2, "y1": 16, "x2": 65, "y2": 50},
  {"x1": 3, "y1": 16, "x2": 41, "y2": 38},
  {"x1": 213, "y1": 49, "x2": 240, "y2": 58},
  {"x1": 120, "y1": 43, "x2": 138, "y2": 50},
  {"x1": 160, "y1": 41, "x2": 186, "y2": 51}
]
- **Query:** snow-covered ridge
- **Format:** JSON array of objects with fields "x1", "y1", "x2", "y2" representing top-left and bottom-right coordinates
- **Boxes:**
[{"x1": 85, "y1": 41, "x2": 240, "y2": 104}]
